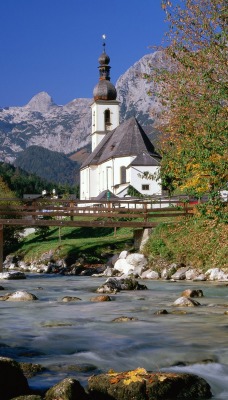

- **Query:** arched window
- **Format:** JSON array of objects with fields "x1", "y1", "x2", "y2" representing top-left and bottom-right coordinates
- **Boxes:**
[
  {"x1": 120, "y1": 166, "x2": 126, "y2": 184},
  {"x1": 104, "y1": 109, "x2": 111, "y2": 130}
]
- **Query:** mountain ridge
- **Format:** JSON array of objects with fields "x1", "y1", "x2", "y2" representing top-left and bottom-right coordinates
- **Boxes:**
[{"x1": 0, "y1": 51, "x2": 166, "y2": 165}]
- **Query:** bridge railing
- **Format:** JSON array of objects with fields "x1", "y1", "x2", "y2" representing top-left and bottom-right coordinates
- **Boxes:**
[
  {"x1": 0, "y1": 197, "x2": 196, "y2": 272},
  {"x1": 0, "y1": 197, "x2": 194, "y2": 222}
]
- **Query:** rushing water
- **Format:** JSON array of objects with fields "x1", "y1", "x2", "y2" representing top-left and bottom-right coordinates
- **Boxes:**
[{"x1": 1, "y1": 274, "x2": 228, "y2": 399}]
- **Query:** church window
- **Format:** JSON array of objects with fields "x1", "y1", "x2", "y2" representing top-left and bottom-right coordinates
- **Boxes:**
[
  {"x1": 142, "y1": 184, "x2": 149, "y2": 190},
  {"x1": 104, "y1": 109, "x2": 111, "y2": 130},
  {"x1": 120, "y1": 166, "x2": 126, "y2": 184}
]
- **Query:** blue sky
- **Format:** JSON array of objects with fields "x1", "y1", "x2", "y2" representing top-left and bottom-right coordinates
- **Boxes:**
[{"x1": 0, "y1": 0, "x2": 168, "y2": 107}]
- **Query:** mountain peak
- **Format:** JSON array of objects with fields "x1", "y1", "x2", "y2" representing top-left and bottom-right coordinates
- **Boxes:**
[{"x1": 25, "y1": 91, "x2": 56, "y2": 113}]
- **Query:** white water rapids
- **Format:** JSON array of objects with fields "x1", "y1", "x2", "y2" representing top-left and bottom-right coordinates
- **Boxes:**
[{"x1": 1, "y1": 274, "x2": 228, "y2": 399}]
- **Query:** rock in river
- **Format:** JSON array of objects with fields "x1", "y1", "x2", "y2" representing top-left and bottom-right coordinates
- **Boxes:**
[
  {"x1": 45, "y1": 377, "x2": 88, "y2": 400},
  {"x1": 96, "y1": 277, "x2": 147, "y2": 293},
  {"x1": 0, "y1": 291, "x2": 38, "y2": 301},
  {"x1": 0, "y1": 271, "x2": 26, "y2": 280},
  {"x1": 0, "y1": 357, "x2": 30, "y2": 400},
  {"x1": 88, "y1": 367, "x2": 212, "y2": 400},
  {"x1": 173, "y1": 296, "x2": 201, "y2": 307}
]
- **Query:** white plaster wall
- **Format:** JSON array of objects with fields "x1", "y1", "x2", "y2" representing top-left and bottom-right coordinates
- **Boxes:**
[
  {"x1": 129, "y1": 166, "x2": 161, "y2": 195},
  {"x1": 91, "y1": 101, "x2": 119, "y2": 134},
  {"x1": 80, "y1": 168, "x2": 89, "y2": 200},
  {"x1": 80, "y1": 160, "x2": 161, "y2": 200}
]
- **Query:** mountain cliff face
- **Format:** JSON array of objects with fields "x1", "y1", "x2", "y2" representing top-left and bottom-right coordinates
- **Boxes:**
[
  {"x1": 0, "y1": 51, "x2": 166, "y2": 164},
  {"x1": 0, "y1": 93, "x2": 92, "y2": 163},
  {"x1": 117, "y1": 51, "x2": 167, "y2": 125}
]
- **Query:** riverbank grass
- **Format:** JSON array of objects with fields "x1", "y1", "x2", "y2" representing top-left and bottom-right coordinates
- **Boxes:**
[{"x1": 143, "y1": 218, "x2": 228, "y2": 271}]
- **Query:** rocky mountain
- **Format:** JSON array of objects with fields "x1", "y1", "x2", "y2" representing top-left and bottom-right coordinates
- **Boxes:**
[{"x1": 0, "y1": 51, "x2": 166, "y2": 165}]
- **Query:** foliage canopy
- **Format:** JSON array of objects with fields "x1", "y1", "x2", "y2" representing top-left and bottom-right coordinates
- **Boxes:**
[{"x1": 151, "y1": 0, "x2": 227, "y2": 216}]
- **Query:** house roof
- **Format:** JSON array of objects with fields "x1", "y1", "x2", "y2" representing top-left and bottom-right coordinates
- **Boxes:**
[
  {"x1": 81, "y1": 117, "x2": 161, "y2": 169},
  {"x1": 91, "y1": 190, "x2": 119, "y2": 200},
  {"x1": 128, "y1": 151, "x2": 161, "y2": 167}
]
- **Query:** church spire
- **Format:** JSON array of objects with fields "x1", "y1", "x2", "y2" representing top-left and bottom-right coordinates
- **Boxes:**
[{"x1": 93, "y1": 35, "x2": 117, "y2": 101}]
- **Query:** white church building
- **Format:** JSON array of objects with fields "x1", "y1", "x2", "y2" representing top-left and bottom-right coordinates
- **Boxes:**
[{"x1": 80, "y1": 43, "x2": 162, "y2": 200}]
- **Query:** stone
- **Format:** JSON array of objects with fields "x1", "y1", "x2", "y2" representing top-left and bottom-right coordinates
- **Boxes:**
[
  {"x1": 173, "y1": 296, "x2": 201, "y2": 307},
  {"x1": 96, "y1": 277, "x2": 147, "y2": 293},
  {"x1": 119, "y1": 250, "x2": 129, "y2": 259},
  {"x1": 161, "y1": 263, "x2": 178, "y2": 280},
  {"x1": 193, "y1": 274, "x2": 206, "y2": 281},
  {"x1": 154, "y1": 309, "x2": 169, "y2": 315},
  {"x1": 104, "y1": 266, "x2": 116, "y2": 276},
  {"x1": 0, "y1": 271, "x2": 26, "y2": 280},
  {"x1": 140, "y1": 269, "x2": 159, "y2": 279},
  {"x1": 19, "y1": 362, "x2": 46, "y2": 378},
  {"x1": 90, "y1": 295, "x2": 112, "y2": 302},
  {"x1": 45, "y1": 377, "x2": 88, "y2": 400},
  {"x1": 171, "y1": 266, "x2": 189, "y2": 280},
  {"x1": 126, "y1": 253, "x2": 148, "y2": 268},
  {"x1": 181, "y1": 289, "x2": 204, "y2": 298},
  {"x1": 0, "y1": 357, "x2": 30, "y2": 400},
  {"x1": 185, "y1": 268, "x2": 200, "y2": 280},
  {"x1": 112, "y1": 316, "x2": 138, "y2": 322},
  {"x1": 205, "y1": 268, "x2": 228, "y2": 281},
  {"x1": 88, "y1": 368, "x2": 212, "y2": 400},
  {"x1": 61, "y1": 296, "x2": 81, "y2": 302},
  {"x1": 114, "y1": 259, "x2": 137, "y2": 275},
  {"x1": 3, "y1": 291, "x2": 38, "y2": 301}
]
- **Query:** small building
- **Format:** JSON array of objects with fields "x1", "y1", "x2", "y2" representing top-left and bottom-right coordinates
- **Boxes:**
[{"x1": 80, "y1": 41, "x2": 161, "y2": 200}]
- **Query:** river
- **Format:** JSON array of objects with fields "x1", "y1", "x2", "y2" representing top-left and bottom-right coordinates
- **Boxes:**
[{"x1": 1, "y1": 274, "x2": 228, "y2": 399}]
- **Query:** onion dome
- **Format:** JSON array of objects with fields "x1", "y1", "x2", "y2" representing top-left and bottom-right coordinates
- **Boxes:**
[
  {"x1": 98, "y1": 51, "x2": 110, "y2": 66},
  {"x1": 93, "y1": 80, "x2": 117, "y2": 101}
]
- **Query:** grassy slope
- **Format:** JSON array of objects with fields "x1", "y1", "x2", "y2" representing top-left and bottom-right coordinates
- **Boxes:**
[
  {"x1": 14, "y1": 215, "x2": 227, "y2": 271},
  {"x1": 16, "y1": 226, "x2": 134, "y2": 264},
  {"x1": 143, "y1": 217, "x2": 228, "y2": 271}
]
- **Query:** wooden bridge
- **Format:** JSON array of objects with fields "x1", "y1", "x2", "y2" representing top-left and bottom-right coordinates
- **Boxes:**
[{"x1": 0, "y1": 197, "x2": 194, "y2": 272}]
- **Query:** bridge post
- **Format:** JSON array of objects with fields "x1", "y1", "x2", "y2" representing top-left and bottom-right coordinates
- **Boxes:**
[
  {"x1": 134, "y1": 228, "x2": 152, "y2": 251},
  {"x1": 0, "y1": 224, "x2": 3, "y2": 273}
]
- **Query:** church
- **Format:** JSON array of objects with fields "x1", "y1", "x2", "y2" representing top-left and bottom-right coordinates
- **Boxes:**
[{"x1": 80, "y1": 42, "x2": 162, "y2": 200}]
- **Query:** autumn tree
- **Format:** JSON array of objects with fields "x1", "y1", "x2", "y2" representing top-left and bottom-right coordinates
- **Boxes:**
[
  {"x1": 0, "y1": 177, "x2": 23, "y2": 255},
  {"x1": 151, "y1": 0, "x2": 227, "y2": 212}
]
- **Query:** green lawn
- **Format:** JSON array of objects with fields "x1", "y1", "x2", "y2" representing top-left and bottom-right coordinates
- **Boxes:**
[{"x1": 16, "y1": 225, "x2": 134, "y2": 264}]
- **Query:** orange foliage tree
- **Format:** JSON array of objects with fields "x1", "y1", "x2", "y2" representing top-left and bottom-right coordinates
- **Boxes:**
[{"x1": 150, "y1": 0, "x2": 227, "y2": 208}]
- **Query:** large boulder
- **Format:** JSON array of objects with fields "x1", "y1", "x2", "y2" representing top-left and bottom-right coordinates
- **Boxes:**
[
  {"x1": 113, "y1": 253, "x2": 148, "y2": 277},
  {"x1": 205, "y1": 268, "x2": 228, "y2": 281},
  {"x1": 161, "y1": 263, "x2": 179, "y2": 280},
  {"x1": 181, "y1": 289, "x2": 204, "y2": 298},
  {"x1": 173, "y1": 297, "x2": 201, "y2": 307},
  {"x1": 44, "y1": 377, "x2": 88, "y2": 400},
  {"x1": 0, "y1": 357, "x2": 30, "y2": 400},
  {"x1": 0, "y1": 272, "x2": 26, "y2": 280},
  {"x1": 171, "y1": 267, "x2": 189, "y2": 280},
  {"x1": 140, "y1": 269, "x2": 159, "y2": 279},
  {"x1": 185, "y1": 269, "x2": 200, "y2": 280},
  {"x1": 0, "y1": 291, "x2": 38, "y2": 301},
  {"x1": 88, "y1": 368, "x2": 212, "y2": 400},
  {"x1": 96, "y1": 277, "x2": 147, "y2": 293}
]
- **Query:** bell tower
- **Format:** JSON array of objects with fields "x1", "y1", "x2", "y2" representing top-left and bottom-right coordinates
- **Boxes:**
[{"x1": 91, "y1": 35, "x2": 120, "y2": 151}]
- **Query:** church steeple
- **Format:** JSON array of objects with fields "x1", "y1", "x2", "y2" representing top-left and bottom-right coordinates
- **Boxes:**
[
  {"x1": 91, "y1": 35, "x2": 120, "y2": 151},
  {"x1": 93, "y1": 36, "x2": 117, "y2": 101},
  {"x1": 98, "y1": 40, "x2": 111, "y2": 81}
]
